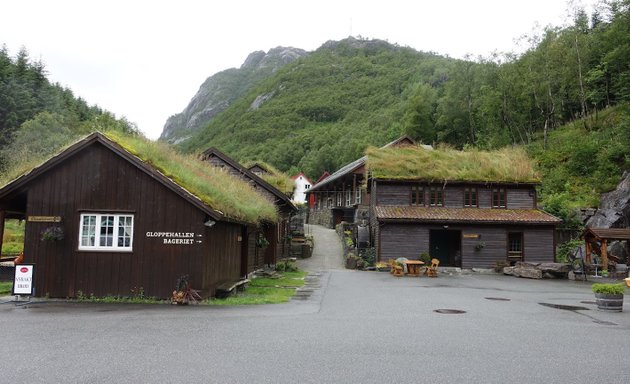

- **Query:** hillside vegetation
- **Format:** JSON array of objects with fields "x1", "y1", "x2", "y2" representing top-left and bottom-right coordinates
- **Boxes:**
[
  {"x1": 0, "y1": 45, "x2": 137, "y2": 172},
  {"x1": 171, "y1": 0, "x2": 630, "y2": 229},
  {"x1": 529, "y1": 103, "x2": 630, "y2": 227},
  {"x1": 179, "y1": 0, "x2": 630, "y2": 188},
  {"x1": 180, "y1": 38, "x2": 455, "y2": 178}
]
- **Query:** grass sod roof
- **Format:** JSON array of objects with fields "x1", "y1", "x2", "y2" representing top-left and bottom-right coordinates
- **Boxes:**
[
  {"x1": 104, "y1": 132, "x2": 278, "y2": 224},
  {"x1": 0, "y1": 131, "x2": 278, "y2": 225},
  {"x1": 242, "y1": 160, "x2": 294, "y2": 196},
  {"x1": 366, "y1": 145, "x2": 540, "y2": 183}
]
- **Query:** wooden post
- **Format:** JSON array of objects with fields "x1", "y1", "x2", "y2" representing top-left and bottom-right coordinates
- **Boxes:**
[
  {"x1": 353, "y1": 174, "x2": 357, "y2": 205},
  {"x1": 585, "y1": 239, "x2": 592, "y2": 264},
  {"x1": 601, "y1": 239, "x2": 608, "y2": 271},
  {"x1": 0, "y1": 210, "x2": 5, "y2": 256}
]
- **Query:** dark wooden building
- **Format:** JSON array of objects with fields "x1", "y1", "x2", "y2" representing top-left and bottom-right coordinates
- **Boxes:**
[
  {"x1": 0, "y1": 133, "x2": 278, "y2": 299},
  {"x1": 306, "y1": 136, "x2": 417, "y2": 227},
  {"x1": 367, "y1": 145, "x2": 561, "y2": 268},
  {"x1": 200, "y1": 148, "x2": 297, "y2": 268},
  {"x1": 370, "y1": 182, "x2": 560, "y2": 268}
]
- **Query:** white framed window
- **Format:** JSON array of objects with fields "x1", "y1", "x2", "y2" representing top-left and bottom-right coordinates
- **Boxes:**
[
  {"x1": 345, "y1": 190, "x2": 352, "y2": 206},
  {"x1": 79, "y1": 213, "x2": 134, "y2": 251},
  {"x1": 355, "y1": 188, "x2": 362, "y2": 204}
]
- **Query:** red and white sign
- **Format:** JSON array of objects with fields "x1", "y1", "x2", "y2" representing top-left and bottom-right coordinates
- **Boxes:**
[{"x1": 13, "y1": 264, "x2": 35, "y2": 295}]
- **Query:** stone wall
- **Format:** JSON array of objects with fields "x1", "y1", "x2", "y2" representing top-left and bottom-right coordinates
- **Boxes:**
[{"x1": 308, "y1": 209, "x2": 333, "y2": 228}]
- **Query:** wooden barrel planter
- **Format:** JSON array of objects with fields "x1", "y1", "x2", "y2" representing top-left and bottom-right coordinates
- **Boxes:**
[{"x1": 594, "y1": 293, "x2": 624, "y2": 312}]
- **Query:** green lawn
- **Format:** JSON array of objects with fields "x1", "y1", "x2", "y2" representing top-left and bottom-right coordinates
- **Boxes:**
[
  {"x1": 208, "y1": 270, "x2": 308, "y2": 305},
  {"x1": 0, "y1": 270, "x2": 310, "y2": 303},
  {"x1": 0, "y1": 281, "x2": 13, "y2": 296},
  {"x1": 2, "y1": 219, "x2": 24, "y2": 255}
]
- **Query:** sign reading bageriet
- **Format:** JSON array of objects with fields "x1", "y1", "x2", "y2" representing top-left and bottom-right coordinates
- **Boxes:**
[{"x1": 146, "y1": 232, "x2": 202, "y2": 245}]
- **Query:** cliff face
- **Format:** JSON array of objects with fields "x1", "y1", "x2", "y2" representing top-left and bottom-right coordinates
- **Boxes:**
[
  {"x1": 587, "y1": 171, "x2": 630, "y2": 228},
  {"x1": 160, "y1": 47, "x2": 307, "y2": 144}
]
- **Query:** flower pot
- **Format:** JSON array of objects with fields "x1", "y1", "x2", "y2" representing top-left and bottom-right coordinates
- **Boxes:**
[{"x1": 594, "y1": 293, "x2": 624, "y2": 312}]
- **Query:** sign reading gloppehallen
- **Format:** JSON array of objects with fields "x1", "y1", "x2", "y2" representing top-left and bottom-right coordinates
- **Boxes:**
[{"x1": 13, "y1": 264, "x2": 35, "y2": 295}]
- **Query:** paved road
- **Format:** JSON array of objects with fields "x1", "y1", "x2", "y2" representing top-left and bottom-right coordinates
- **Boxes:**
[
  {"x1": 296, "y1": 224, "x2": 345, "y2": 272},
  {"x1": 1, "y1": 225, "x2": 630, "y2": 383}
]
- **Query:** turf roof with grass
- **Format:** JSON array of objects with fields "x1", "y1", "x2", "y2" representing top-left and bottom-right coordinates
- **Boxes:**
[
  {"x1": 105, "y1": 132, "x2": 278, "y2": 223},
  {"x1": 242, "y1": 160, "x2": 294, "y2": 196},
  {"x1": 366, "y1": 145, "x2": 540, "y2": 183},
  {"x1": 0, "y1": 131, "x2": 278, "y2": 225}
]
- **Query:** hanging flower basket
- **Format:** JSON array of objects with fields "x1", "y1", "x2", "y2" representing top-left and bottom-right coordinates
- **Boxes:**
[
  {"x1": 256, "y1": 234, "x2": 270, "y2": 248},
  {"x1": 41, "y1": 226, "x2": 64, "y2": 241}
]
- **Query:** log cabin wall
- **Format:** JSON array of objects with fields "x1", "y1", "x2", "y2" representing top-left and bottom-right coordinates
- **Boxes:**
[
  {"x1": 373, "y1": 182, "x2": 536, "y2": 209},
  {"x1": 375, "y1": 183, "x2": 410, "y2": 205},
  {"x1": 22, "y1": 142, "x2": 243, "y2": 299},
  {"x1": 377, "y1": 223, "x2": 556, "y2": 268},
  {"x1": 204, "y1": 156, "x2": 278, "y2": 203},
  {"x1": 507, "y1": 189, "x2": 536, "y2": 209},
  {"x1": 444, "y1": 186, "x2": 464, "y2": 207},
  {"x1": 369, "y1": 180, "x2": 380, "y2": 254},
  {"x1": 378, "y1": 224, "x2": 428, "y2": 261}
]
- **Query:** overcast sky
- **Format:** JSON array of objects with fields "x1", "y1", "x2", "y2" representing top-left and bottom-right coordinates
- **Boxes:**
[{"x1": 2, "y1": 0, "x2": 597, "y2": 139}]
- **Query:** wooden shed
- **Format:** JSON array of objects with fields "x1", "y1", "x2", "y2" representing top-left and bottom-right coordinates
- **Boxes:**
[
  {"x1": 582, "y1": 227, "x2": 630, "y2": 270},
  {"x1": 200, "y1": 148, "x2": 296, "y2": 268},
  {"x1": 366, "y1": 144, "x2": 561, "y2": 268},
  {"x1": 0, "y1": 132, "x2": 278, "y2": 299}
]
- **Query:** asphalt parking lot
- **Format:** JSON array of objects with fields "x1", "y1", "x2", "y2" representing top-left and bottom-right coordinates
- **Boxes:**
[{"x1": 1, "y1": 269, "x2": 629, "y2": 384}]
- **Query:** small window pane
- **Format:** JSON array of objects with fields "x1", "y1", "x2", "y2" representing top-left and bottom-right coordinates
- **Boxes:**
[
  {"x1": 81, "y1": 215, "x2": 96, "y2": 247},
  {"x1": 465, "y1": 188, "x2": 478, "y2": 207},
  {"x1": 430, "y1": 187, "x2": 443, "y2": 207}
]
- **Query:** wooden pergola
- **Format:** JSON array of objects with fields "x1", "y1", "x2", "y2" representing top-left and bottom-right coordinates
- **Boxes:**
[{"x1": 582, "y1": 227, "x2": 630, "y2": 271}]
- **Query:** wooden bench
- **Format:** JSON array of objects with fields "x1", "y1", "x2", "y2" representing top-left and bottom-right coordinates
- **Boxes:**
[{"x1": 215, "y1": 279, "x2": 250, "y2": 299}]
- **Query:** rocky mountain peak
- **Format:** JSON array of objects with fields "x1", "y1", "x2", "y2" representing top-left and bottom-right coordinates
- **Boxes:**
[
  {"x1": 160, "y1": 46, "x2": 308, "y2": 143},
  {"x1": 241, "y1": 47, "x2": 307, "y2": 70}
]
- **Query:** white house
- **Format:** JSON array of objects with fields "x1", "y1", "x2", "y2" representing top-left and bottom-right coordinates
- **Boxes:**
[{"x1": 291, "y1": 172, "x2": 313, "y2": 204}]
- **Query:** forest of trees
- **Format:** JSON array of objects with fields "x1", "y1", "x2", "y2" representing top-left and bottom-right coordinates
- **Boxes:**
[
  {"x1": 173, "y1": 0, "x2": 630, "y2": 226},
  {"x1": 1, "y1": 1, "x2": 630, "y2": 229},
  {"x1": 428, "y1": 0, "x2": 630, "y2": 150},
  {"x1": 182, "y1": 0, "x2": 630, "y2": 175},
  {"x1": 0, "y1": 45, "x2": 137, "y2": 173}
]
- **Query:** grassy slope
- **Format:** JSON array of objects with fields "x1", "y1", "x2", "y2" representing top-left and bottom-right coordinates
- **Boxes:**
[
  {"x1": 180, "y1": 39, "x2": 455, "y2": 179},
  {"x1": 528, "y1": 104, "x2": 630, "y2": 223}
]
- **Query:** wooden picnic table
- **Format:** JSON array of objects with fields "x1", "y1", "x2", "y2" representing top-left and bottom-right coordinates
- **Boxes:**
[{"x1": 404, "y1": 260, "x2": 425, "y2": 276}]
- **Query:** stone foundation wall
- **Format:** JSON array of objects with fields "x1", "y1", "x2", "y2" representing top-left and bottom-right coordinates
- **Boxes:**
[{"x1": 308, "y1": 209, "x2": 333, "y2": 228}]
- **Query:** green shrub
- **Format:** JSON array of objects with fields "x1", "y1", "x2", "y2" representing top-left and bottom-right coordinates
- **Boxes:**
[
  {"x1": 419, "y1": 252, "x2": 431, "y2": 264},
  {"x1": 361, "y1": 247, "x2": 376, "y2": 266},
  {"x1": 556, "y1": 239, "x2": 582, "y2": 263},
  {"x1": 592, "y1": 283, "x2": 625, "y2": 295},
  {"x1": 275, "y1": 260, "x2": 297, "y2": 272}
]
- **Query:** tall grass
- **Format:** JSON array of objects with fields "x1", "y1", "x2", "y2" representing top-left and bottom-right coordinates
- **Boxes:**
[
  {"x1": 2, "y1": 219, "x2": 24, "y2": 254},
  {"x1": 366, "y1": 145, "x2": 540, "y2": 183},
  {"x1": 242, "y1": 160, "x2": 295, "y2": 195},
  {"x1": 0, "y1": 131, "x2": 278, "y2": 225},
  {"x1": 105, "y1": 132, "x2": 278, "y2": 224}
]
